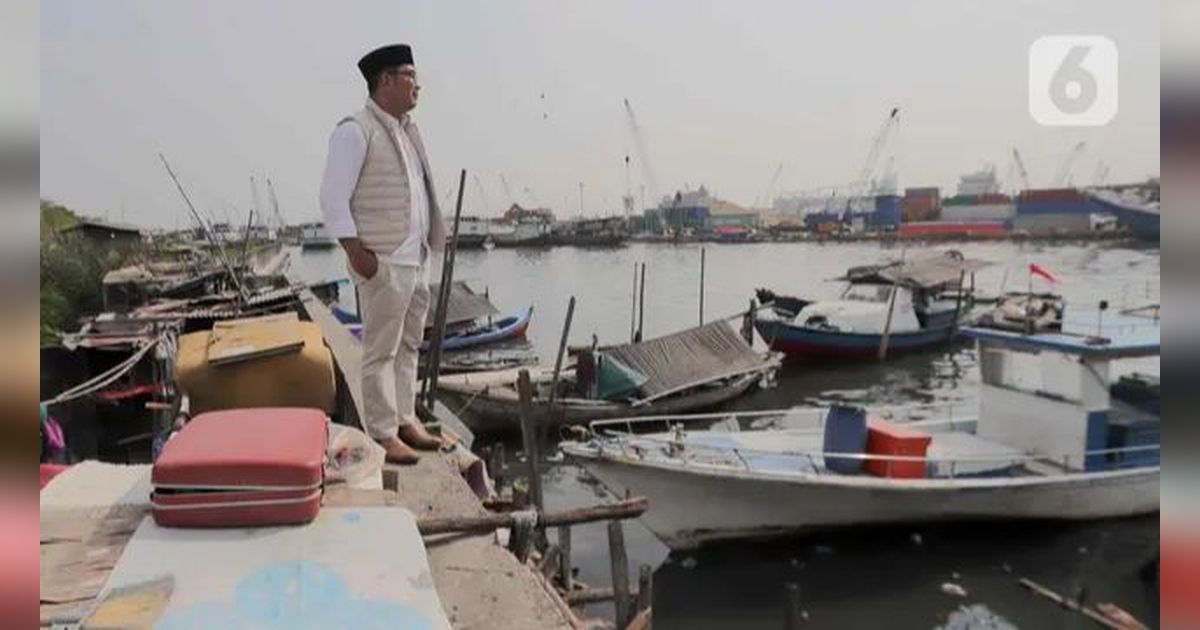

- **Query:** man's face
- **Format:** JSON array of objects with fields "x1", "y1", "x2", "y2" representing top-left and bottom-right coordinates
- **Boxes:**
[{"x1": 381, "y1": 64, "x2": 420, "y2": 112}]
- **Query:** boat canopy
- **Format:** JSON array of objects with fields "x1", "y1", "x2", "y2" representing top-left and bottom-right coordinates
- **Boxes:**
[
  {"x1": 599, "y1": 319, "x2": 773, "y2": 403},
  {"x1": 839, "y1": 252, "x2": 990, "y2": 289},
  {"x1": 428, "y1": 281, "x2": 500, "y2": 328}
]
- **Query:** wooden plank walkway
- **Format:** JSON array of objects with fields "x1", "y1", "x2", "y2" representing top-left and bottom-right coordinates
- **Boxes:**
[{"x1": 298, "y1": 287, "x2": 577, "y2": 629}]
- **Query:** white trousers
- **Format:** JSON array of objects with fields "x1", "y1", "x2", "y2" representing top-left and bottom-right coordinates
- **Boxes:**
[{"x1": 349, "y1": 260, "x2": 430, "y2": 440}]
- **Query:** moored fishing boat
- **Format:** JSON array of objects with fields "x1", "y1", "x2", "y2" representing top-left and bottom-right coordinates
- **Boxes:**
[
  {"x1": 754, "y1": 251, "x2": 989, "y2": 360},
  {"x1": 563, "y1": 306, "x2": 1160, "y2": 550},
  {"x1": 437, "y1": 318, "x2": 782, "y2": 434}
]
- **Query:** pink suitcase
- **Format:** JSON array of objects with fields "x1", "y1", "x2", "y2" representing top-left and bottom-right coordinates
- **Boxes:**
[{"x1": 151, "y1": 407, "x2": 328, "y2": 528}]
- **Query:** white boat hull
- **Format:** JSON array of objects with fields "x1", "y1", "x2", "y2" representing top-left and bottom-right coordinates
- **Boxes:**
[{"x1": 568, "y1": 452, "x2": 1159, "y2": 550}]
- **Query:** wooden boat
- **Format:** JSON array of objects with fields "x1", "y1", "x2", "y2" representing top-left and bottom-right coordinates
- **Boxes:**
[
  {"x1": 436, "y1": 319, "x2": 782, "y2": 434},
  {"x1": 754, "y1": 251, "x2": 988, "y2": 360},
  {"x1": 563, "y1": 306, "x2": 1160, "y2": 550},
  {"x1": 298, "y1": 222, "x2": 338, "y2": 250},
  {"x1": 971, "y1": 292, "x2": 1064, "y2": 332},
  {"x1": 332, "y1": 305, "x2": 532, "y2": 353}
]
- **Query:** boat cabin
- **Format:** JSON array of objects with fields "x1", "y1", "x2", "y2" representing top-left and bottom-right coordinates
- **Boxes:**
[{"x1": 962, "y1": 306, "x2": 1161, "y2": 472}]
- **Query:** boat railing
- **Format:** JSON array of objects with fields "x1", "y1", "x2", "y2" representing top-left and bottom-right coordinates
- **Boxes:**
[
  {"x1": 595, "y1": 436, "x2": 1159, "y2": 480},
  {"x1": 589, "y1": 401, "x2": 971, "y2": 438}
]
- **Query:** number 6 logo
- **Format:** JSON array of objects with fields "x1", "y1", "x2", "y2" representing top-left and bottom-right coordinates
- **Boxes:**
[{"x1": 1029, "y1": 36, "x2": 1118, "y2": 127}]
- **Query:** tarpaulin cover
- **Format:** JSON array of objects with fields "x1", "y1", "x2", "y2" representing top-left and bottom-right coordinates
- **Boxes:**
[{"x1": 600, "y1": 320, "x2": 768, "y2": 401}]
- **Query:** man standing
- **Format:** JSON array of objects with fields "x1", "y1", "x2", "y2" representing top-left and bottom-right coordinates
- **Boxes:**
[{"x1": 319, "y1": 44, "x2": 445, "y2": 464}]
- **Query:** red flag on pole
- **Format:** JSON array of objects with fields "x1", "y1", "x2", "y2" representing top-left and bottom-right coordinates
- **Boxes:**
[{"x1": 1029, "y1": 263, "x2": 1058, "y2": 284}]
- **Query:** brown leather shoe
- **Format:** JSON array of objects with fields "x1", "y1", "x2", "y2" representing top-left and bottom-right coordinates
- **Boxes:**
[
  {"x1": 377, "y1": 436, "x2": 420, "y2": 465},
  {"x1": 398, "y1": 423, "x2": 444, "y2": 451}
]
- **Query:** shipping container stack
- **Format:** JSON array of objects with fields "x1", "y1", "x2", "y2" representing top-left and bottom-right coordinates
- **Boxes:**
[
  {"x1": 871, "y1": 194, "x2": 903, "y2": 229},
  {"x1": 1014, "y1": 188, "x2": 1102, "y2": 235},
  {"x1": 902, "y1": 187, "x2": 940, "y2": 222},
  {"x1": 940, "y1": 192, "x2": 1016, "y2": 222}
]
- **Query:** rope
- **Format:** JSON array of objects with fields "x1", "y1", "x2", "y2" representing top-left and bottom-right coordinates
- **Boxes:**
[{"x1": 41, "y1": 336, "x2": 161, "y2": 407}]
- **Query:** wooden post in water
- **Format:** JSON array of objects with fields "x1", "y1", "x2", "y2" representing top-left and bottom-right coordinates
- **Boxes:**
[
  {"x1": 630, "y1": 263, "x2": 639, "y2": 343},
  {"x1": 545, "y1": 296, "x2": 576, "y2": 448},
  {"x1": 516, "y1": 369, "x2": 545, "y2": 540},
  {"x1": 699, "y1": 247, "x2": 706, "y2": 325},
  {"x1": 952, "y1": 270, "x2": 966, "y2": 333},
  {"x1": 878, "y1": 281, "x2": 900, "y2": 360},
  {"x1": 558, "y1": 526, "x2": 573, "y2": 591},
  {"x1": 636, "y1": 263, "x2": 647, "y2": 342},
  {"x1": 548, "y1": 297, "x2": 576, "y2": 411},
  {"x1": 636, "y1": 564, "x2": 653, "y2": 617},
  {"x1": 424, "y1": 169, "x2": 468, "y2": 406},
  {"x1": 783, "y1": 582, "x2": 803, "y2": 629},
  {"x1": 608, "y1": 520, "x2": 632, "y2": 627},
  {"x1": 485, "y1": 285, "x2": 493, "y2": 328},
  {"x1": 743, "y1": 298, "x2": 756, "y2": 346}
]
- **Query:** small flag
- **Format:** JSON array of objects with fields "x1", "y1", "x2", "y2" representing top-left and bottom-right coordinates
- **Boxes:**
[{"x1": 1029, "y1": 263, "x2": 1058, "y2": 284}]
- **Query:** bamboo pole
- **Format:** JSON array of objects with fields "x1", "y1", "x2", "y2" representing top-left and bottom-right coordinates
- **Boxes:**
[
  {"x1": 424, "y1": 168, "x2": 468, "y2": 406},
  {"x1": 878, "y1": 282, "x2": 900, "y2": 360},
  {"x1": 1017, "y1": 578, "x2": 1128, "y2": 629},
  {"x1": 516, "y1": 369, "x2": 545, "y2": 539},
  {"x1": 635, "y1": 564, "x2": 653, "y2": 616},
  {"x1": 699, "y1": 247, "x2": 706, "y2": 325},
  {"x1": 636, "y1": 263, "x2": 647, "y2": 342},
  {"x1": 159, "y1": 153, "x2": 248, "y2": 302},
  {"x1": 633, "y1": 262, "x2": 643, "y2": 340},
  {"x1": 608, "y1": 520, "x2": 632, "y2": 627},
  {"x1": 417, "y1": 498, "x2": 648, "y2": 536},
  {"x1": 548, "y1": 296, "x2": 576, "y2": 411},
  {"x1": 558, "y1": 526, "x2": 573, "y2": 591},
  {"x1": 952, "y1": 270, "x2": 966, "y2": 333}
]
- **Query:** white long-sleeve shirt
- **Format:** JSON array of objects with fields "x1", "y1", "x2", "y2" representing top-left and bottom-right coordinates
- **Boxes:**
[{"x1": 318, "y1": 114, "x2": 430, "y2": 266}]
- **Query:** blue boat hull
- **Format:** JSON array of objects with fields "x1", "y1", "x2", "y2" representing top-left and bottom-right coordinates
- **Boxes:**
[
  {"x1": 754, "y1": 317, "x2": 958, "y2": 360},
  {"x1": 1088, "y1": 194, "x2": 1160, "y2": 242},
  {"x1": 332, "y1": 305, "x2": 533, "y2": 352}
]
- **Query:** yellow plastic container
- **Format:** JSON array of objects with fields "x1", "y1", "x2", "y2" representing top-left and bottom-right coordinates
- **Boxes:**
[{"x1": 176, "y1": 319, "x2": 335, "y2": 415}]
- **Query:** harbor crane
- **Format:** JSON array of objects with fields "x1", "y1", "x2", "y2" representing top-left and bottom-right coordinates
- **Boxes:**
[
  {"x1": 835, "y1": 107, "x2": 899, "y2": 212},
  {"x1": 1051, "y1": 141, "x2": 1087, "y2": 187},
  {"x1": 752, "y1": 162, "x2": 784, "y2": 210},
  {"x1": 623, "y1": 99, "x2": 661, "y2": 205},
  {"x1": 1010, "y1": 148, "x2": 1032, "y2": 192}
]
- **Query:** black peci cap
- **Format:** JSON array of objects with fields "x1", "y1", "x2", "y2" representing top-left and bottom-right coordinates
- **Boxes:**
[{"x1": 357, "y1": 44, "x2": 414, "y2": 82}]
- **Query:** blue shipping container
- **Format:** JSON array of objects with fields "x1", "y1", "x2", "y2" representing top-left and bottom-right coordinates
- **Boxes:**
[
  {"x1": 872, "y1": 195, "x2": 903, "y2": 227},
  {"x1": 1016, "y1": 199, "x2": 1102, "y2": 216}
]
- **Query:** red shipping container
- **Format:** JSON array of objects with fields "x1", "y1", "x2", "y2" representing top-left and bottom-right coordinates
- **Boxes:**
[
  {"x1": 151, "y1": 407, "x2": 327, "y2": 528},
  {"x1": 1018, "y1": 188, "x2": 1085, "y2": 203},
  {"x1": 864, "y1": 418, "x2": 931, "y2": 478},
  {"x1": 899, "y1": 221, "x2": 1008, "y2": 238}
]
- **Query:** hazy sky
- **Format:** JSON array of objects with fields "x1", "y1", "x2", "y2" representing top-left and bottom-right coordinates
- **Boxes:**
[{"x1": 41, "y1": 0, "x2": 1159, "y2": 228}]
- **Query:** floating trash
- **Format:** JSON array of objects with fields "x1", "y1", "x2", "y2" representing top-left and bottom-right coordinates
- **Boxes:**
[
  {"x1": 936, "y1": 604, "x2": 1018, "y2": 630},
  {"x1": 941, "y1": 582, "x2": 968, "y2": 597}
]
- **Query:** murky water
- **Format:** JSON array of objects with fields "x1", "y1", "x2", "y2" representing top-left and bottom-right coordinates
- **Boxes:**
[{"x1": 294, "y1": 239, "x2": 1160, "y2": 629}]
